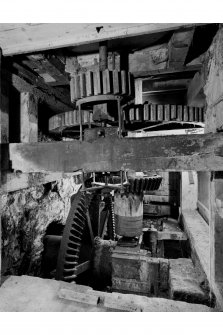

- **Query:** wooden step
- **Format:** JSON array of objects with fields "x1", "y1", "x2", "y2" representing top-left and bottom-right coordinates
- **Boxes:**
[{"x1": 169, "y1": 258, "x2": 211, "y2": 306}]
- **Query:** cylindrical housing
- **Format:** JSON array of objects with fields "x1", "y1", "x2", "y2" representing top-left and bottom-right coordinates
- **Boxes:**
[{"x1": 114, "y1": 192, "x2": 143, "y2": 237}]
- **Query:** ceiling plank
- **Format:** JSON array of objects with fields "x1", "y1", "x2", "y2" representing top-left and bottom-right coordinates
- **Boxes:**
[
  {"x1": 168, "y1": 28, "x2": 195, "y2": 69},
  {"x1": 2, "y1": 133, "x2": 223, "y2": 173},
  {"x1": 0, "y1": 23, "x2": 201, "y2": 56}
]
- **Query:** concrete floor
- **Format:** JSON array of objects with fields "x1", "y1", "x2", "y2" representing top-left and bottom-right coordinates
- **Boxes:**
[{"x1": 0, "y1": 275, "x2": 215, "y2": 312}]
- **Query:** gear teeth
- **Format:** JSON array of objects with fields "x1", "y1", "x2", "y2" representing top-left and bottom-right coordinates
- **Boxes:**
[
  {"x1": 108, "y1": 195, "x2": 115, "y2": 240},
  {"x1": 125, "y1": 175, "x2": 162, "y2": 194},
  {"x1": 64, "y1": 260, "x2": 79, "y2": 266},
  {"x1": 63, "y1": 275, "x2": 77, "y2": 281},
  {"x1": 70, "y1": 228, "x2": 82, "y2": 236},
  {"x1": 72, "y1": 218, "x2": 85, "y2": 229}
]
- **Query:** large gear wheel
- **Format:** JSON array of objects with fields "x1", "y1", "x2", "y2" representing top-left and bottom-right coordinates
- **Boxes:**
[
  {"x1": 55, "y1": 190, "x2": 92, "y2": 282},
  {"x1": 55, "y1": 188, "x2": 115, "y2": 283}
]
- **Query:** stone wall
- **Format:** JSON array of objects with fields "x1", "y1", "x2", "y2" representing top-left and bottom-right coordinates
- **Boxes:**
[
  {"x1": 198, "y1": 25, "x2": 223, "y2": 308},
  {"x1": 1, "y1": 175, "x2": 81, "y2": 276},
  {"x1": 204, "y1": 25, "x2": 223, "y2": 133}
]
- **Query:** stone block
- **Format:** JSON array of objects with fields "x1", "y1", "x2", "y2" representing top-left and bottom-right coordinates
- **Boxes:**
[{"x1": 169, "y1": 258, "x2": 210, "y2": 305}]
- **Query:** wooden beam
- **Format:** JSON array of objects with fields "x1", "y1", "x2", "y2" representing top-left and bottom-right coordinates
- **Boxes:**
[
  {"x1": 2, "y1": 133, "x2": 223, "y2": 173},
  {"x1": 129, "y1": 43, "x2": 168, "y2": 74},
  {"x1": 134, "y1": 64, "x2": 201, "y2": 79},
  {"x1": 2, "y1": 70, "x2": 72, "y2": 113},
  {"x1": 143, "y1": 78, "x2": 190, "y2": 93},
  {"x1": 168, "y1": 28, "x2": 195, "y2": 69},
  {"x1": 0, "y1": 23, "x2": 200, "y2": 56},
  {"x1": 20, "y1": 92, "x2": 38, "y2": 143}
]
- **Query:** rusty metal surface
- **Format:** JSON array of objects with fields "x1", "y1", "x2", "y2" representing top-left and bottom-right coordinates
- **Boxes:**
[{"x1": 2, "y1": 133, "x2": 223, "y2": 173}]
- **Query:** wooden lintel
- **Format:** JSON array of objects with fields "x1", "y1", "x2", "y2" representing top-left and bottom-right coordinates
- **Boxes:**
[
  {"x1": 0, "y1": 23, "x2": 200, "y2": 56},
  {"x1": 2, "y1": 70, "x2": 72, "y2": 113},
  {"x1": 2, "y1": 133, "x2": 223, "y2": 173}
]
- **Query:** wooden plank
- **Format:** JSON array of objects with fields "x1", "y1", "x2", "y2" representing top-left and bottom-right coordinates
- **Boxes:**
[
  {"x1": 3, "y1": 133, "x2": 223, "y2": 173},
  {"x1": 0, "y1": 23, "x2": 199, "y2": 56},
  {"x1": 168, "y1": 28, "x2": 195, "y2": 69},
  {"x1": 134, "y1": 64, "x2": 201, "y2": 79},
  {"x1": 20, "y1": 92, "x2": 38, "y2": 143},
  {"x1": 2, "y1": 70, "x2": 72, "y2": 113}
]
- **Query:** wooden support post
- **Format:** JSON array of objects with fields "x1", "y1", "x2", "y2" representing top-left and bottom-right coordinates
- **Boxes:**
[
  {"x1": 20, "y1": 92, "x2": 38, "y2": 142},
  {"x1": 210, "y1": 172, "x2": 223, "y2": 285}
]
